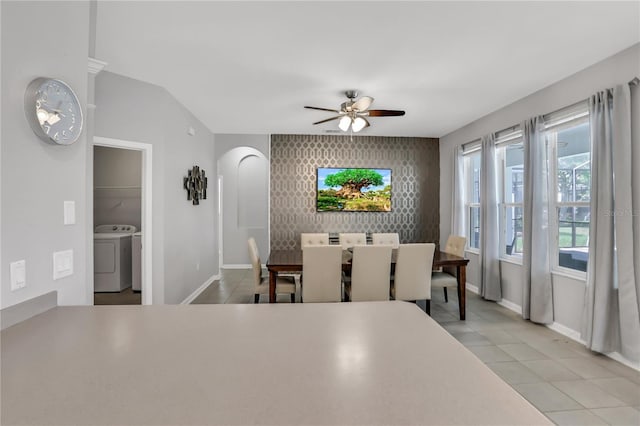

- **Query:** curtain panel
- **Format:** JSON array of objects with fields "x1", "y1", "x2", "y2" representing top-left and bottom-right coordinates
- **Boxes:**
[
  {"x1": 521, "y1": 116, "x2": 554, "y2": 324},
  {"x1": 479, "y1": 134, "x2": 501, "y2": 301},
  {"x1": 582, "y1": 84, "x2": 640, "y2": 363}
]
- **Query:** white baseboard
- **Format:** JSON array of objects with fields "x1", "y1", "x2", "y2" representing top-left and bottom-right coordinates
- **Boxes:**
[
  {"x1": 222, "y1": 264, "x2": 251, "y2": 269},
  {"x1": 545, "y1": 323, "x2": 639, "y2": 372},
  {"x1": 547, "y1": 322, "x2": 584, "y2": 344},
  {"x1": 181, "y1": 274, "x2": 220, "y2": 305},
  {"x1": 605, "y1": 351, "x2": 640, "y2": 372},
  {"x1": 466, "y1": 283, "x2": 479, "y2": 294},
  {"x1": 467, "y1": 282, "x2": 639, "y2": 372},
  {"x1": 498, "y1": 299, "x2": 522, "y2": 315}
]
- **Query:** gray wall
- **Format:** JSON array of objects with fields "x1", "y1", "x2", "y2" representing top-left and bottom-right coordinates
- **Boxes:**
[
  {"x1": 94, "y1": 71, "x2": 217, "y2": 304},
  {"x1": 270, "y1": 134, "x2": 440, "y2": 250},
  {"x1": 93, "y1": 146, "x2": 142, "y2": 230},
  {"x1": 214, "y1": 134, "x2": 270, "y2": 266},
  {"x1": 440, "y1": 43, "x2": 640, "y2": 332},
  {"x1": 1, "y1": 1, "x2": 90, "y2": 308}
]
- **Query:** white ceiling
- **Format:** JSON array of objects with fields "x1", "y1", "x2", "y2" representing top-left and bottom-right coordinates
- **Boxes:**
[{"x1": 95, "y1": 1, "x2": 640, "y2": 138}]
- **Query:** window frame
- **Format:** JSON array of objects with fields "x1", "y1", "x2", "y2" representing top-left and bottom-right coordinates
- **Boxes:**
[
  {"x1": 546, "y1": 108, "x2": 590, "y2": 279},
  {"x1": 496, "y1": 131, "x2": 524, "y2": 263},
  {"x1": 463, "y1": 147, "x2": 481, "y2": 254}
]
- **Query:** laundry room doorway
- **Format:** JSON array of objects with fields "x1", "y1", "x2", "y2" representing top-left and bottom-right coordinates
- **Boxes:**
[{"x1": 92, "y1": 137, "x2": 153, "y2": 305}]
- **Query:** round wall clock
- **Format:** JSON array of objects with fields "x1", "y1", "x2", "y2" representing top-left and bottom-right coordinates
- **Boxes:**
[{"x1": 24, "y1": 77, "x2": 83, "y2": 145}]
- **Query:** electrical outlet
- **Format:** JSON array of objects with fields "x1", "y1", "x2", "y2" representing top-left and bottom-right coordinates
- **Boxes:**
[
  {"x1": 196, "y1": 263, "x2": 200, "y2": 271},
  {"x1": 10, "y1": 260, "x2": 26, "y2": 291}
]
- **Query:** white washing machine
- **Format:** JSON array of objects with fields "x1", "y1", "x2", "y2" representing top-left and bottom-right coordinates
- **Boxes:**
[{"x1": 94, "y1": 225, "x2": 137, "y2": 292}]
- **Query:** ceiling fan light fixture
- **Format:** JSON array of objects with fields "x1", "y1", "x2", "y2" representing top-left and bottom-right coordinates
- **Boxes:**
[
  {"x1": 352, "y1": 116, "x2": 367, "y2": 132},
  {"x1": 305, "y1": 92, "x2": 405, "y2": 132},
  {"x1": 338, "y1": 116, "x2": 352, "y2": 132}
]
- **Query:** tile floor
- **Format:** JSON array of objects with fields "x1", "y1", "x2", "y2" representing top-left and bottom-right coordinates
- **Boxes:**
[{"x1": 192, "y1": 268, "x2": 640, "y2": 426}]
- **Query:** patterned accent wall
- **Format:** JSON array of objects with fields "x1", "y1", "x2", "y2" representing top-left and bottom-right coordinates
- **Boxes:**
[{"x1": 270, "y1": 134, "x2": 440, "y2": 250}]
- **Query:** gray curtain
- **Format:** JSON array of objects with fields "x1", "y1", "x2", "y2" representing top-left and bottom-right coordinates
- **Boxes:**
[
  {"x1": 480, "y1": 134, "x2": 501, "y2": 301},
  {"x1": 614, "y1": 84, "x2": 640, "y2": 362},
  {"x1": 582, "y1": 84, "x2": 640, "y2": 363},
  {"x1": 452, "y1": 145, "x2": 466, "y2": 238},
  {"x1": 521, "y1": 116, "x2": 554, "y2": 324}
]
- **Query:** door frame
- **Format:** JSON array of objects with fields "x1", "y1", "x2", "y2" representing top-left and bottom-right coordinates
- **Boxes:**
[
  {"x1": 217, "y1": 174, "x2": 223, "y2": 271},
  {"x1": 93, "y1": 136, "x2": 153, "y2": 305}
]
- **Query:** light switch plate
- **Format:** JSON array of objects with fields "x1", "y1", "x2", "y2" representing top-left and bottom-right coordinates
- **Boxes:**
[
  {"x1": 53, "y1": 250, "x2": 73, "y2": 280},
  {"x1": 10, "y1": 260, "x2": 26, "y2": 291},
  {"x1": 63, "y1": 201, "x2": 75, "y2": 225}
]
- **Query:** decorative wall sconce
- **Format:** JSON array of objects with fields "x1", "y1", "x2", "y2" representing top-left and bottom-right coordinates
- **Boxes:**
[{"x1": 183, "y1": 166, "x2": 207, "y2": 205}]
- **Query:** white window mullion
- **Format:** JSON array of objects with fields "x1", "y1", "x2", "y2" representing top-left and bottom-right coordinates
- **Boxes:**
[{"x1": 556, "y1": 202, "x2": 590, "y2": 208}]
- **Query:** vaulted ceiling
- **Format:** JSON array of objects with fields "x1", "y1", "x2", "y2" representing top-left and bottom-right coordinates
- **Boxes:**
[{"x1": 95, "y1": 1, "x2": 640, "y2": 137}]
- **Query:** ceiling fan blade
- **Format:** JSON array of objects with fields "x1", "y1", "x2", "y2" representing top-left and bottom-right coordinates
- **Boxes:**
[
  {"x1": 367, "y1": 109, "x2": 406, "y2": 117},
  {"x1": 312, "y1": 115, "x2": 341, "y2": 125},
  {"x1": 304, "y1": 106, "x2": 341, "y2": 113},
  {"x1": 352, "y1": 96, "x2": 374, "y2": 112}
]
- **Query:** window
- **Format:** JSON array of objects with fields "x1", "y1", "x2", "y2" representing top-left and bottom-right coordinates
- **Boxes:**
[
  {"x1": 459, "y1": 103, "x2": 590, "y2": 275},
  {"x1": 498, "y1": 132, "x2": 524, "y2": 259},
  {"x1": 547, "y1": 108, "x2": 590, "y2": 274},
  {"x1": 464, "y1": 150, "x2": 481, "y2": 251}
]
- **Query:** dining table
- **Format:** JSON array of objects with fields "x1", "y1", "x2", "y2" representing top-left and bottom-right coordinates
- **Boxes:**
[{"x1": 266, "y1": 248, "x2": 470, "y2": 319}]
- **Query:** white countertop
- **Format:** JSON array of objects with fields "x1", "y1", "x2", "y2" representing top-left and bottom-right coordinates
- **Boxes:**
[{"x1": 1, "y1": 301, "x2": 551, "y2": 425}]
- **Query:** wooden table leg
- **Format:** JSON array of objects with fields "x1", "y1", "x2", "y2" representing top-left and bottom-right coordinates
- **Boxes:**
[
  {"x1": 457, "y1": 265, "x2": 466, "y2": 320},
  {"x1": 269, "y1": 270, "x2": 277, "y2": 303}
]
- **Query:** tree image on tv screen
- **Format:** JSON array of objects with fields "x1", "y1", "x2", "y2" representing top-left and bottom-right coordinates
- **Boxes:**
[{"x1": 318, "y1": 168, "x2": 391, "y2": 212}]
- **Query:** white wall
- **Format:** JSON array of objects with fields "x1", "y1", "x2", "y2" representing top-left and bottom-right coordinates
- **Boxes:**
[
  {"x1": 94, "y1": 146, "x2": 142, "y2": 189},
  {"x1": 214, "y1": 134, "x2": 270, "y2": 266},
  {"x1": 94, "y1": 71, "x2": 217, "y2": 304},
  {"x1": 1, "y1": 1, "x2": 90, "y2": 308},
  {"x1": 440, "y1": 43, "x2": 640, "y2": 332},
  {"x1": 93, "y1": 146, "x2": 142, "y2": 230}
]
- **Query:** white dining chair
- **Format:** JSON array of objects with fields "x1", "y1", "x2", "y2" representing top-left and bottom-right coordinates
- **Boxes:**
[
  {"x1": 302, "y1": 245, "x2": 343, "y2": 303},
  {"x1": 345, "y1": 245, "x2": 392, "y2": 302},
  {"x1": 432, "y1": 235, "x2": 466, "y2": 302},
  {"x1": 248, "y1": 237, "x2": 296, "y2": 303},
  {"x1": 300, "y1": 233, "x2": 330, "y2": 248},
  {"x1": 391, "y1": 243, "x2": 436, "y2": 314},
  {"x1": 299, "y1": 234, "x2": 329, "y2": 284},
  {"x1": 371, "y1": 233, "x2": 400, "y2": 248},
  {"x1": 338, "y1": 233, "x2": 367, "y2": 249},
  {"x1": 443, "y1": 235, "x2": 466, "y2": 257},
  {"x1": 251, "y1": 235, "x2": 301, "y2": 290}
]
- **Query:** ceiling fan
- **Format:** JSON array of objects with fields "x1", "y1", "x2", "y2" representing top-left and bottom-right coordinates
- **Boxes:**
[{"x1": 304, "y1": 90, "x2": 405, "y2": 133}]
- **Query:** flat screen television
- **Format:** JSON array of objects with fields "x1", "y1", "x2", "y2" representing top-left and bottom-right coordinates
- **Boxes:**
[{"x1": 316, "y1": 167, "x2": 391, "y2": 212}]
